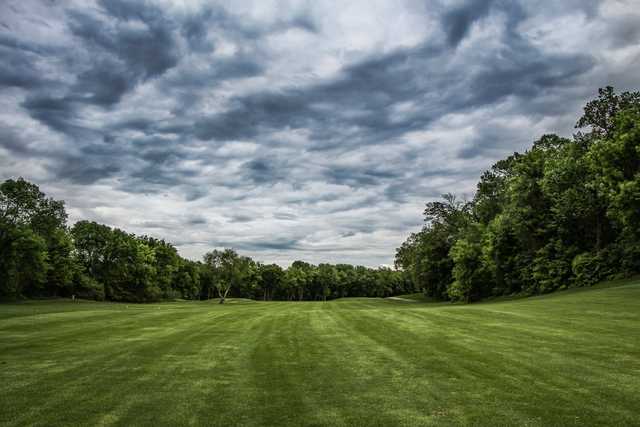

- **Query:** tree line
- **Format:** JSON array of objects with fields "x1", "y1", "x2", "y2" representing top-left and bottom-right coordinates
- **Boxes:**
[
  {"x1": 0, "y1": 182, "x2": 412, "y2": 302},
  {"x1": 3, "y1": 87, "x2": 637, "y2": 304},
  {"x1": 395, "y1": 87, "x2": 640, "y2": 302}
]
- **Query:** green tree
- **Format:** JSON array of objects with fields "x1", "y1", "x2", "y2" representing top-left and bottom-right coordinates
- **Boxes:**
[
  {"x1": 46, "y1": 228, "x2": 74, "y2": 296},
  {"x1": 258, "y1": 264, "x2": 284, "y2": 301},
  {"x1": 316, "y1": 264, "x2": 337, "y2": 301},
  {"x1": 203, "y1": 249, "x2": 252, "y2": 304},
  {"x1": 0, "y1": 178, "x2": 68, "y2": 298},
  {"x1": 0, "y1": 225, "x2": 48, "y2": 298}
]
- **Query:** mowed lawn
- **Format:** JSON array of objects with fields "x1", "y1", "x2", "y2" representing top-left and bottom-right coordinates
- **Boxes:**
[{"x1": 1, "y1": 281, "x2": 639, "y2": 426}]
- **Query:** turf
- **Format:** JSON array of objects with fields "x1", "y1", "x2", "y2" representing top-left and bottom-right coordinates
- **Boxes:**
[
  {"x1": 1, "y1": 280, "x2": 639, "y2": 426},
  {"x1": 387, "y1": 293, "x2": 441, "y2": 302}
]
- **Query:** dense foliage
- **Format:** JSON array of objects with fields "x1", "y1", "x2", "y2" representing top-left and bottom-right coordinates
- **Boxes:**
[
  {"x1": 396, "y1": 87, "x2": 640, "y2": 302},
  {"x1": 0, "y1": 181, "x2": 411, "y2": 302}
]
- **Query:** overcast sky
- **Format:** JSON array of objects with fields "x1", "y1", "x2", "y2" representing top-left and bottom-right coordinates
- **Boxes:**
[{"x1": 1, "y1": 0, "x2": 639, "y2": 266}]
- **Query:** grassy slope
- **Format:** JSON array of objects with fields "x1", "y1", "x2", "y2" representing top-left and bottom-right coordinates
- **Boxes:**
[{"x1": 1, "y1": 281, "x2": 639, "y2": 426}]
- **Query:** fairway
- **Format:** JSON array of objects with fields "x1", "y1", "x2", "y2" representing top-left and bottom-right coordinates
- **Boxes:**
[{"x1": 1, "y1": 282, "x2": 640, "y2": 426}]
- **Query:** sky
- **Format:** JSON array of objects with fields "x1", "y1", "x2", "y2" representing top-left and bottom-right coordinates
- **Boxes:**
[{"x1": 1, "y1": 0, "x2": 639, "y2": 267}]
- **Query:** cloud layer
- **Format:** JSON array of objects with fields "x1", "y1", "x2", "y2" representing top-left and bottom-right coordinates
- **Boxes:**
[{"x1": 1, "y1": 0, "x2": 639, "y2": 266}]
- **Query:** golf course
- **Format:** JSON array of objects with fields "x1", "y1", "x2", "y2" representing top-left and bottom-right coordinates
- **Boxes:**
[{"x1": 1, "y1": 279, "x2": 639, "y2": 426}]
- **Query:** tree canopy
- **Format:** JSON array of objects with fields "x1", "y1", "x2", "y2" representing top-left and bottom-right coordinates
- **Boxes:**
[{"x1": 396, "y1": 87, "x2": 640, "y2": 301}]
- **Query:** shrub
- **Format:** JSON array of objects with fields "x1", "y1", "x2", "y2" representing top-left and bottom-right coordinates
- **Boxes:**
[
  {"x1": 73, "y1": 273, "x2": 105, "y2": 301},
  {"x1": 571, "y1": 252, "x2": 601, "y2": 287}
]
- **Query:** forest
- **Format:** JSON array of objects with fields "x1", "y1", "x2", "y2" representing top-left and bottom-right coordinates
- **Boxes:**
[
  {"x1": 396, "y1": 87, "x2": 640, "y2": 301},
  {"x1": 1, "y1": 87, "x2": 639, "y2": 304}
]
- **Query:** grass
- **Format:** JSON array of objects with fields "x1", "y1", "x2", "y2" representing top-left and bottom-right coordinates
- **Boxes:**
[
  {"x1": 387, "y1": 292, "x2": 441, "y2": 302},
  {"x1": 1, "y1": 280, "x2": 639, "y2": 426}
]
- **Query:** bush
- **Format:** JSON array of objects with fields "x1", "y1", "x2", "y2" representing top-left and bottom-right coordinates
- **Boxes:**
[
  {"x1": 532, "y1": 242, "x2": 575, "y2": 293},
  {"x1": 618, "y1": 241, "x2": 640, "y2": 276},
  {"x1": 448, "y1": 236, "x2": 488, "y2": 302},
  {"x1": 73, "y1": 273, "x2": 105, "y2": 301},
  {"x1": 164, "y1": 288, "x2": 182, "y2": 301},
  {"x1": 571, "y1": 252, "x2": 601, "y2": 287}
]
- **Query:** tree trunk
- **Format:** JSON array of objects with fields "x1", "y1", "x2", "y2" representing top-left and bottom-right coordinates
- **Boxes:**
[
  {"x1": 596, "y1": 211, "x2": 603, "y2": 251},
  {"x1": 219, "y1": 286, "x2": 230, "y2": 304}
]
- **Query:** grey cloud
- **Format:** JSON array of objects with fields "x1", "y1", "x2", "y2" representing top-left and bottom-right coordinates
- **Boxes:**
[
  {"x1": 207, "y1": 238, "x2": 301, "y2": 252},
  {"x1": 242, "y1": 157, "x2": 290, "y2": 184},
  {"x1": 194, "y1": 91, "x2": 308, "y2": 141},
  {"x1": 186, "y1": 216, "x2": 208, "y2": 226},
  {"x1": 71, "y1": 59, "x2": 138, "y2": 106},
  {"x1": 607, "y1": 14, "x2": 640, "y2": 48},
  {"x1": 163, "y1": 56, "x2": 264, "y2": 93},
  {"x1": 108, "y1": 117, "x2": 156, "y2": 134},
  {"x1": 68, "y1": 1, "x2": 181, "y2": 80},
  {"x1": 181, "y1": 8, "x2": 215, "y2": 52},
  {"x1": 241, "y1": 238, "x2": 301, "y2": 251},
  {"x1": 324, "y1": 166, "x2": 401, "y2": 187},
  {"x1": 0, "y1": 127, "x2": 31, "y2": 155},
  {"x1": 0, "y1": 47, "x2": 44, "y2": 89},
  {"x1": 138, "y1": 220, "x2": 171, "y2": 229},
  {"x1": 273, "y1": 212, "x2": 297, "y2": 221},
  {"x1": 287, "y1": 14, "x2": 319, "y2": 33},
  {"x1": 443, "y1": 0, "x2": 494, "y2": 46},
  {"x1": 457, "y1": 124, "x2": 529, "y2": 159},
  {"x1": 64, "y1": 8, "x2": 180, "y2": 108},
  {"x1": 130, "y1": 163, "x2": 199, "y2": 188},
  {"x1": 229, "y1": 214, "x2": 255, "y2": 223},
  {"x1": 392, "y1": 180, "x2": 450, "y2": 200},
  {"x1": 192, "y1": 11, "x2": 594, "y2": 160},
  {"x1": 53, "y1": 160, "x2": 121, "y2": 185},
  {"x1": 0, "y1": 33, "x2": 64, "y2": 89},
  {"x1": 21, "y1": 95, "x2": 78, "y2": 135}
]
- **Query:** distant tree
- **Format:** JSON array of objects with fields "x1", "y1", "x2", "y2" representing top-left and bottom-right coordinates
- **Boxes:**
[
  {"x1": 1, "y1": 178, "x2": 64, "y2": 226},
  {"x1": 258, "y1": 263, "x2": 284, "y2": 300},
  {"x1": 71, "y1": 221, "x2": 112, "y2": 294},
  {"x1": 140, "y1": 236, "x2": 180, "y2": 298},
  {"x1": 173, "y1": 259, "x2": 202, "y2": 299},
  {"x1": 285, "y1": 262, "x2": 312, "y2": 301},
  {"x1": 394, "y1": 193, "x2": 472, "y2": 301},
  {"x1": 448, "y1": 225, "x2": 489, "y2": 302},
  {"x1": 0, "y1": 224, "x2": 48, "y2": 298},
  {"x1": 46, "y1": 228, "x2": 74, "y2": 296},
  {"x1": 316, "y1": 264, "x2": 337, "y2": 301},
  {"x1": 0, "y1": 178, "x2": 68, "y2": 298},
  {"x1": 203, "y1": 249, "x2": 252, "y2": 304},
  {"x1": 102, "y1": 230, "x2": 160, "y2": 302}
]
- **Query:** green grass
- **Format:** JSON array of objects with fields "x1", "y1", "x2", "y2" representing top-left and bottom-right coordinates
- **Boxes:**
[
  {"x1": 1, "y1": 281, "x2": 640, "y2": 426},
  {"x1": 387, "y1": 292, "x2": 441, "y2": 302}
]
